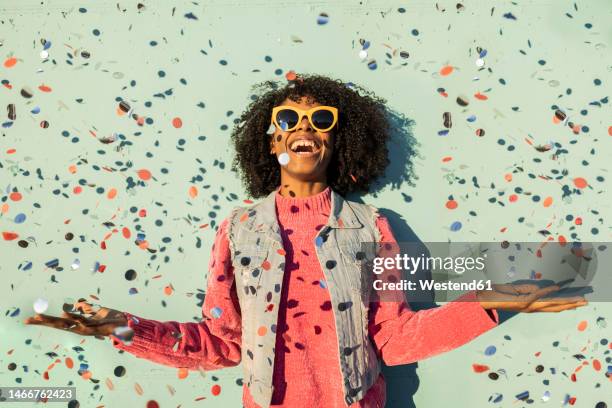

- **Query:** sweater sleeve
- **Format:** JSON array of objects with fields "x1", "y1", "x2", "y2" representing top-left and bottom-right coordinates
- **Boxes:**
[
  {"x1": 368, "y1": 214, "x2": 499, "y2": 366},
  {"x1": 108, "y1": 216, "x2": 242, "y2": 371}
]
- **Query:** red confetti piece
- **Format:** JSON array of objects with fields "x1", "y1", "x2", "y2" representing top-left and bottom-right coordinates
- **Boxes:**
[
  {"x1": 445, "y1": 200, "x2": 458, "y2": 210},
  {"x1": 211, "y1": 384, "x2": 221, "y2": 396},
  {"x1": 2, "y1": 231, "x2": 19, "y2": 241},
  {"x1": 257, "y1": 326, "x2": 267, "y2": 336},
  {"x1": 172, "y1": 117, "x2": 183, "y2": 128},
  {"x1": 177, "y1": 368, "x2": 188, "y2": 379},
  {"x1": 239, "y1": 213, "x2": 249, "y2": 222},
  {"x1": 137, "y1": 169, "x2": 152, "y2": 181},
  {"x1": 7, "y1": 148, "x2": 16, "y2": 154},
  {"x1": 65, "y1": 357, "x2": 74, "y2": 369},
  {"x1": 43, "y1": 371, "x2": 49, "y2": 380},
  {"x1": 107, "y1": 188, "x2": 118, "y2": 199},
  {"x1": 285, "y1": 71, "x2": 297, "y2": 81},
  {"x1": 577, "y1": 320, "x2": 587, "y2": 331},
  {"x1": 243, "y1": 199, "x2": 253, "y2": 204},
  {"x1": 573, "y1": 177, "x2": 587, "y2": 189},
  {"x1": 593, "y1": 359, "x2": 601, "y2": 371},
  {"x1": 569, "y1": 396, "x2": 577, "y2": 405},
  {"x1": 3, "y1": 57, "x2": 17, "y2": 68},
  {"x1": 608, "y1": 126, "x2": 612, "y2": 136},
  {"x1": 542, "y1": 196, "x2": 553, "y2": 207},
  {"x1": 188, "y1": 186, "x2": 198, "y2": 198},
  {"x1": 262, "y1": 260, "x2": 271, "y2": 270},
  {"x1": 122, "y1": 227, "x2": 131, "y2": 239},
  {"x1": 509, "y1": 194, "x2": 518, "y2": 202},
  {"x1": 442, "y1": 156, "x2": 452, "y2": 162},
  {"x1": 558, "y1": 235, "x2": 567, "y2": 245},
  {"x1": 9, "y1": 192, "x2": 22, "y2": 201},
  {"x1": 474, "y1": 92, "x2": 488, "y2": 100},
  {"x1": 73, "y1": 186, "x2": 83, "y2": 194},
  {"x1": 471, "y1": 364, "x2": 489, "y2": 373},
  {"x1": 440, "y1": 65, "x2": 454, "y2": 76},
  {"x1": 571, "y1": 373, "x2": 577, "y2": 382},
  {"x1": 277, "y1": 249, "x2": 286, "y2": 256},
  {"x1": 138, "y1": 208, "x2": 147, "y2": 217},
  {"x1": 350, "y1": 174, "x2": 357, "y2": 183},
  {"x1": 146, "y1": 401, "x2": 159, "y2": 408},
  {"x1": 38, "y1": 84, "x2": 52, "y2": 93},
  {"x1": 575, "y1": 217, "x2": 582, "y2": 225}
]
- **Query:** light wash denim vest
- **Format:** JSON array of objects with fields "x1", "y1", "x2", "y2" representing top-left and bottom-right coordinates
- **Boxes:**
[{"x1": 227, "y1": 187, "x2": 382, "y2": 407}]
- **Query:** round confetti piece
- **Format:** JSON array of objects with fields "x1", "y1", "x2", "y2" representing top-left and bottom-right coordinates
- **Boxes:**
[
  {"x1": 38, "y1": 84, "x2": 52, "y2": 93},
  {"x1": 608, "y1": 126, "x2": 612, "y2": 136},
  {"x1": 445, "y1": 200, "x2": 458, "y2": 210},
  {"x1": 484, "y1": 345, "x2": 496, "y2": 356},
  {"x1": 9, "y1": 192, "x2": 23, "y2": 201},
  {"x1": 33, "y1": 298, "x2": 49, "y2": 314},
  {"x1": 450, "y1": 221, "x2": 462, "y2": 231},
  {"x1": 211, "y1": 384, "x2": 221, "y2": 396},
  {"x1": 278, "y1": 152, "x2": 290, "y2": 166},
  {"x1": 475, "y1": 58, "x2": 485, "y2": 67},
  {"x1": 14, "y1": 213, "x2": 26, "y2": 223},
  {"x1": 358, "y1": 50, "x2": 368, "y2": 59},
  {"x1": 65, "y1": 357, "x2": 74, "y2": 369},
  {"x1": 172, "y1": 117, "x2": 183, "y2": 128},
  {"x1": 107, "y1": 188, "x2": 117, "y2": 199},
  {"x1": 542, "y1": 196, "x2": 553, "y2": 207},
  {"x1": 210, "y1": 306, "x2": 222, "y2": 319},
  {"x1": 367, "y1": 59, "x2": 377, "y2": 70},
  {"x1": 472, "y1": 363, "x2": 489, "y2": 373},
  {"x1": 285, "y1": 71, "x2": 297, "y2": 81},
  {"x1": 257, "y1": 326, "x2": 267, "y2": 336},
  {"x1": 40, "y1": 50, "x2": 49, "y2": 59},
  {"x1": 164, "y1": 285, "x2": 173, "y2": 295},
  {"x1": 177, "y1": 368, "x2": 189, "y2": 379},
  {"x1": 261, "y1": 260, "x2": 271, "y2": 270},
  {"x1": 188, "y1": 186, "x2": 198, "y2": 198},
  {"x1": 114, "y1": 366, "x2": 126, "y2": 377},
  {"x1": 440, "y1": 65, "x2": 454, "y2": 76},
  {"x1": 4, "y1": 57, "x2": 17, "y2": 68},
  {"x1": 137, "y1": 169, "x2": 152, "y2": 181},
  {"x1": 577, "y1": 320, "x2": 588, "y2": 331},
  {"x1": 573, "y1": 177, "x2": 588, "y2": 189},
  {"x1": 317, "y1": 12, "x2": 329, "y2": 25}
]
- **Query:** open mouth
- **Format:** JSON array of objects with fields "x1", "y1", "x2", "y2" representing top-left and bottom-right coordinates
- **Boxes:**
[{"x1": 289, "y1": 139, "x2": 321, "y2": 155}]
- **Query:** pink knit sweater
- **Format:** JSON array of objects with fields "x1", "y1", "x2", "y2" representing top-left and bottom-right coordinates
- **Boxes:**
[{"x1": 110, "y1": 187, "x2": 498, "y2": 407}]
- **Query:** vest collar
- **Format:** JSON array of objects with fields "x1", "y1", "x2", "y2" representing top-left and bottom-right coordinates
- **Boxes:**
[{"x1": 243, "y1": 186, "x2": 363, "y2": 234}]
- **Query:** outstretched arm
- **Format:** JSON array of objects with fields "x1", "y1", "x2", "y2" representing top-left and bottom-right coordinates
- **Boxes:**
[
  {"x1": 368, "y1": 215, "x2": 498, "y2": 366},
  {"x1": 110, "y1": 217, "x2": 242, "y2": 371}
]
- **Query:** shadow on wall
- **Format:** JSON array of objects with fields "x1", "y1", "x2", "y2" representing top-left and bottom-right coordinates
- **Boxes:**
[{"x1": 348, "y1": 107, "x2": 516, "y2": 408}]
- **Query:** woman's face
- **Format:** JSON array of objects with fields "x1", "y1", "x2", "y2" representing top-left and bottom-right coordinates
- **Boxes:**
[{"x1": 269, "y1": 96, "x2": 335, "y2": 182}]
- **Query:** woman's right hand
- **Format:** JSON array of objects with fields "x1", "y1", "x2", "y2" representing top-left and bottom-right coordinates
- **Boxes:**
[{"x1": 23, "y1": 299, "x2": 129, "y2": 338}]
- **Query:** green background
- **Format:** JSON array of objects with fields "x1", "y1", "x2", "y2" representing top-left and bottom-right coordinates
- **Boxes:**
[{"x1": 1, "y1": 0, "x2": 610, "y2": 407}]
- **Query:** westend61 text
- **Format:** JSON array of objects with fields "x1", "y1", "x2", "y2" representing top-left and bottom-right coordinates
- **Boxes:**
[{"x1": 373, "y1": 279, "x2": 494, "y2": 291}]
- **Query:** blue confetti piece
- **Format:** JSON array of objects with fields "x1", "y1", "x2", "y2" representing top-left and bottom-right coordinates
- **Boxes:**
[
  {"x1": 23, "y1": 261, "x2": 33, "y2": 271},
  {"x1": 466, "y1": 115, "x2": 477, "y2": 122},
  {"x1": 31, "y1": 106, "x2": 40, "y2": 114},
  {"x1": 2, "y1": 121, "x2": 14, "y2": 128},
  {"x1": 45, "y1": 258, "x2": 59, "y2": 268},
  {"x1": 367, "y1": 60, "x2": 377, "y2": 70},
  {"x1": 438, "y1": 129, "x2": 450, "y2": 136},
  {"x1": 14, "y1": 213, "x2": 26, "y2": 224},
  {"x1": 129, "y1": 288, "x2": 138, "y2": 295},
  {"x1": 79, "y1": 363, "x2": 88, "y2": 370},
  {"x1": 136, "y1": 233, "x2": 146, "y2": 241},
  {"x1": 484, "y1": 345, "x2": 497, "y2": 356},
  {"x1": 317, "y1": 13, "x2": 329, "y2": 25},
  {"x1": 450, "y1": 221, "x2": 462, "y2": 231},
  {"x1": 210, "y1": 306, "x2": 222, "y2": 318},
  {"x1": 43, "y1": 40, "x2": 52, "y2": 50},
  {"x1": 184, "y1": 12, "x2": 198, "y2": 20},
  {"x1": 315, "y1": 236, "x2": 323, "y2": 247},
  {"x1": 606, "y1": 365, "x2": 612, "y2": 376},
  {"x1": 479, "y1": 49, "x2": 487, "y2": 58},
  {"x1": 319, "y1": 280, "x2": 327, "y2": 289},
  {"x1": 10, "y1": 308, "x2": 20, "y2": 317},
  {"x1": 503, "y1": 12, "x2": 517, "y2": 20},
  {"x1": 362, "y1": 40, "x2": 370, "y2": 50},
  {"x1": 515, "y1": 391, "x2": 529, "y2": 401}
]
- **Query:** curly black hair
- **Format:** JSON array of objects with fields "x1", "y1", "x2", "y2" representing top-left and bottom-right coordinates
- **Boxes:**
[{"x1": 230, "y1": 73, "x2": 392, "y2": 199}]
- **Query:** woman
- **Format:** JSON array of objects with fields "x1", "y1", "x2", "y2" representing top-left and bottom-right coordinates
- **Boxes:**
[{"x1": 24, "y1": 74, "x2": 587, "y2": 408}]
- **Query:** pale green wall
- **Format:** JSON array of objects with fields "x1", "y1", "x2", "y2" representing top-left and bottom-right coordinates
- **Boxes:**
[{"x1": 1, "y1": 1, "x2": 610, "y2": 407}]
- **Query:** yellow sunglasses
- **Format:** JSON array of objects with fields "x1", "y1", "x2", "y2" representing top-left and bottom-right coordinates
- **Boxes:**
[{"x1": 271, "y1": 105, "x2": 338, "y2": 133}]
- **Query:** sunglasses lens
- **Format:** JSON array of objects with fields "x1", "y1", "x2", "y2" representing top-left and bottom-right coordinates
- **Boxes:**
[
  {"x1": 276, "y1": 109, "x2": 299, "y2": 131},
  {"x1": 312, "y1": 109, "x2": 335, "y2": 131}
]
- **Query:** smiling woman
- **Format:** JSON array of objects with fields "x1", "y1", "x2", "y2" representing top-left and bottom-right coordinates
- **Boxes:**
[{"x1": 230, "y1": 74, "x2": 392, "y2": 199}]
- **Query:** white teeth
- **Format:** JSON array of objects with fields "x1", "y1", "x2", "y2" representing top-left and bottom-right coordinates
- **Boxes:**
[{"x1": 290, "y1": 139, "x2": 319, "y2": 151}]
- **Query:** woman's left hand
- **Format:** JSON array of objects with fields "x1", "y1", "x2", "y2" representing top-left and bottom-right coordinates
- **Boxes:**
[{"x1": 477, "y1": 283, "x2": 588, "y2": 312}]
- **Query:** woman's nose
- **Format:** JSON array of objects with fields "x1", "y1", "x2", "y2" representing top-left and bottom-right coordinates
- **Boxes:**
[{"x1": 298, "y1": 116, "x2": 313, "y2": 131}]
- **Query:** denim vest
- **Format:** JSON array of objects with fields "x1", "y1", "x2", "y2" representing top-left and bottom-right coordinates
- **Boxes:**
[{"x1": 227, "y1": 187, "x2": 382, "y2": 407}]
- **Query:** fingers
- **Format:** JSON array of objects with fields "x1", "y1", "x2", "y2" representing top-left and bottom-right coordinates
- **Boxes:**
[
  {"x1": 512, "y1": 284, "x2": 541, "y2": 294},
  {"x1": 528, "y1": 300, "x2": 588, "y2": 313},
  {"x1": 525, "y1": 285, "x2": 560, "y2": 304},
  {"x1": 23, "y1": 313, "x2": 80, "y2": 330}
]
